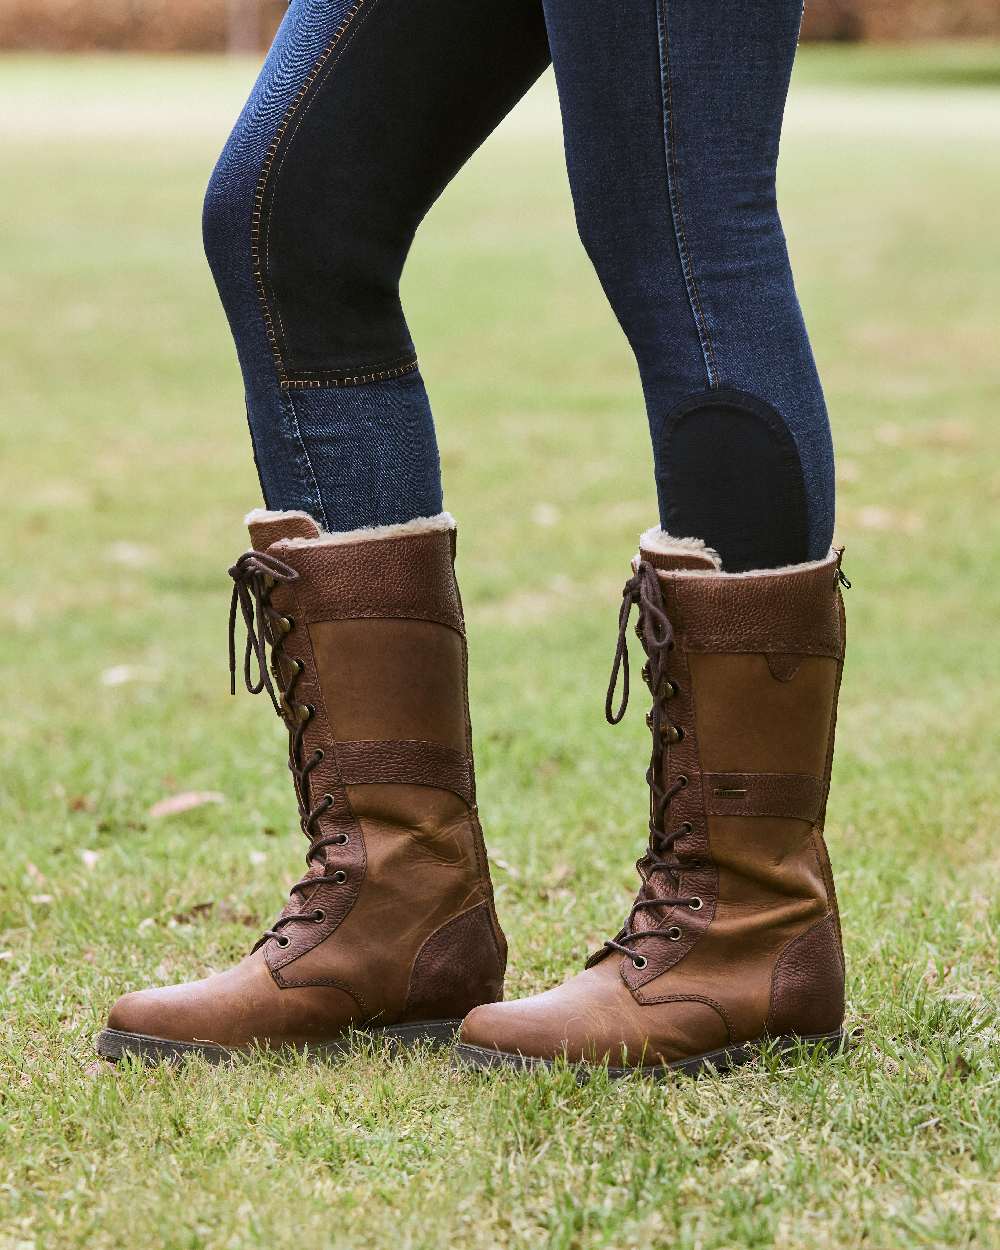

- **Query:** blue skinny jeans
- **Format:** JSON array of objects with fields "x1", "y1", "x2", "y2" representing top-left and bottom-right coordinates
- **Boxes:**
[{"x1": 204, "y1": 0, "x2": 834, "y2": 571}]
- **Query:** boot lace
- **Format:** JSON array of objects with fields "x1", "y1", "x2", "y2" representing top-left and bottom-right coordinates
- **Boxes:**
[
  {"x1": 599, "y1": 560, "x2": 702, "y2": 968},
  {"x1": 228, "y1": 550, "x2": 343, "y2": 949}
]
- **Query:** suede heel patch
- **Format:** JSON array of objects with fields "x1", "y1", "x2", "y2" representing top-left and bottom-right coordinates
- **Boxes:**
[{"x1": 656, "y1": 389, "x2": 809, "y2": 573}]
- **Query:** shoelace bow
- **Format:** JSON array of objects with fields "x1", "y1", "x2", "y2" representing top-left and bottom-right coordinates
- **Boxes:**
[
  {"x1": 600, "y1": 560, "x2": 701, "y2": 966},
  {"x1": 228, "y1": 551, "x2": 341, "y2": 949}
]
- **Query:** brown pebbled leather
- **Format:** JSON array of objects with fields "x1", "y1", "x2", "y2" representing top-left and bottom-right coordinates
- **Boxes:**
[
  {"x1": 102, "y1": 514, "x2": 505, "y2": 1054},
  {"x1": 767, "y1": 913, "x2": 845, "y2": 1037},
  {"x1": 461, "y1": 536, "x2": 848, "y2": 1069},
  {"x1": 403, "y1": 902, "x2": 505, "y2": 1022}
]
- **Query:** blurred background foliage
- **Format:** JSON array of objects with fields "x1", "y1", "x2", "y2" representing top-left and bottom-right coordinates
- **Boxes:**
[{"x1": 2, "y1": 0, "x2": 1000, "y2": 53}]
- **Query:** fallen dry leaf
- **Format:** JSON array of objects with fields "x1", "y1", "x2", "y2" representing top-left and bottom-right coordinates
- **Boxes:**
[
  {"x1": 30, "y1": 894, "x2": 54, "y2": 905},
  {"x1": 487, "y1": 853, "x2": 520, "y2": 879},
  {"x1": 854, "y1": 505, "x2": 925, "y2": 535},
  {"x1": 107, "y1": 540, "x2": 155, "y2": 569},
  {"x1": 148, "y1": 791, "x2": 225, "y2": 819},
  {"x1": 532, "y1": 502, "x2": 560, "y2": 527},
  {"x1": 171, "y1": 901, "x2": 214, "y2": 925},
  {"x1": 101, "y1": 664, "x2": 161, "y2": 687}
]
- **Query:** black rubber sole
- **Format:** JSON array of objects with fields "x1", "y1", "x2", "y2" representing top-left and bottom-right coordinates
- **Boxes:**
[
  {"x1": 95, "y1": 1018, "x2": 461, "y2": 1066},
  {"x1": 453, "y1": 1029, "x2": 848, "y2": 1081}
]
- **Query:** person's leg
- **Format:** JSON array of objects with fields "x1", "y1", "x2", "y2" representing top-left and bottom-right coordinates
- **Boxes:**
[
  {"x1": 97, "y1": 0, "x2": 552, "y2": 1064},
  {"x1": 541, "y1": 0, "x2": 832, "y2": 571},
  {"x1": 203, "y1": 0, "x2": 550, "y2": 531},
  {"x1": 457, "y1": 2, "x2": 849, "y2": 1078}
]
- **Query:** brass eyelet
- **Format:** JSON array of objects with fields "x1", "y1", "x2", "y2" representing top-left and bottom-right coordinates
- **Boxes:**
[
  {"x1": 312, "y1": 908, "x2": 326, "y2": 924},
  {"x1": 296, "y1": 703, "x2": 314, "y2": 724},
  {"x1": 667, "y1": 926, "x2": 683, "y2": 941},
  {"x1": 679, "y1": 821, "x2": 693, "y2": 835},
  {"x1": 313, "y1": 749, "x2": 325, "y2": 763},
  {"x1": 662, "y1": 680, "x2": 678, "y2": 700},
  {"x1": 631, "y1": 955, "x2": 648, "y2": 970},
  {"x1": 277, "y1": 615, "x2": 293, "y2": 635},
  {"x1": 676, "y1": 775, "x2": 689, "y2": 787},
  {"x1": 275, "y1": 934, "x2": 291, "y2": 948},
  {"x1": 662, "y1": 723, "x2": 683, "y2": 743},
  {"x1": 332, "y1": 833, "x2": 349, "y2": 846},
  {"x1": 688, "y1": 896, "x2": 703, "y2": 911},
  {"x1": 332, "y1": 870, "x2": 348, "y2": 885}
]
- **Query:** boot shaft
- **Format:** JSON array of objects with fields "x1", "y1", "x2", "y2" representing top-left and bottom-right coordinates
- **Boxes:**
[
  {"x1": 239, "y1": 509, "x2": 505, "y2": 1020},
  {"x1": 612, "y1": 532, "x2": 847, "y2": 1036}
]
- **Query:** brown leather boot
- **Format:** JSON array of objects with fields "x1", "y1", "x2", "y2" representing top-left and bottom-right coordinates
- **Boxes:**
[
  {"x1": 98, "y1": 510, "x2": 506, "y2": 1062},
  {"x1": 457, "y1": 527, "x2": 848, "y2": 1078}
]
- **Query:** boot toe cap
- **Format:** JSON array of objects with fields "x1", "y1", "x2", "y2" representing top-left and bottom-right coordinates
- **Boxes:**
[
  {"x1": 459, "y1": 994, "x2": 591, "y2": 1062},
  {"x1": 106, "y1": 986, "x2": 198, "y2": 1043}
]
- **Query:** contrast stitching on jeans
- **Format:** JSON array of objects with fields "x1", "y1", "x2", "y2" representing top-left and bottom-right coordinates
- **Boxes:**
[
  {"x1": 656, "y1": 1, "x2": 719, "y2": 387},
  {"x1": 280, "y1": 358, "x2": 419, "y2": 390},
  {"x1": 250, "y1": 1, "x2": 376, "y2": 384}
]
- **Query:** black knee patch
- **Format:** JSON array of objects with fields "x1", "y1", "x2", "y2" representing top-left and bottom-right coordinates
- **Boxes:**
[
  {"x1": 257, "y1": 0, "x2": 549, "y2": 388},
  {"x1": 655, "y1": 389, "x2": 809, "y2": 572}
]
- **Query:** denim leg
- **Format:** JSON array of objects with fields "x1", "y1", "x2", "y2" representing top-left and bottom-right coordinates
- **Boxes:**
[
  {"x1": 542, "y1": 0, "x2": 835, "y2": 568},
  {"x1": 203, "y1": 0, "x2": 550, "y2": 530}
]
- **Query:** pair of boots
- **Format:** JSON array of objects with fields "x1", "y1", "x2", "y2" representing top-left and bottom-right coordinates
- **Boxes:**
[{"x1": 98, "y1": 508, "x2": 848, "y2": 1077}]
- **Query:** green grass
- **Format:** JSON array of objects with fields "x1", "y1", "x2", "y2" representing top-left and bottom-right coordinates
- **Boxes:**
[{"x1": 1, "y1": 47, "x2": 999, "y2": 1250}]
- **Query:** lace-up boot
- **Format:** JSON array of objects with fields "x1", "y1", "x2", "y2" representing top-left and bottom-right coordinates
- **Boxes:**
[
  {"x1": 457, "y1": 527, "x2": 848, "y2": 1077},
  {"x1": 98, "y1": 509, "x2": 505, "y2": 1062}
]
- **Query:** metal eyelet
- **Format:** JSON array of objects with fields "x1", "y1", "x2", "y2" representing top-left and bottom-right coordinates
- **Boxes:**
[
  {"x1": 679, "y1": 822, "x2": 693, "y2": 835},
  {"x1": 676, "y1": 775, "x2": 689, "y2": 788},
  {"x1": 332, "y1": 870, "x2": 348, "y2": 885},
  {"x1": 667, "y1": 926, "x2": 683, "y2": 941},
  {"x1": 688, "y1": 896, "x2": 703, "y2": 911},
  {"x1": 313, "y1": 749, "x2": 325, "y2": 763},
  {"x1": 322, "y1": 793, "x2": 334, "y2": 806},
  {"x1": 662, "y1": 723, "x2": 684, "y2": 744},
  {"x1": 296, "y1": 703, "x2": 314, "y2": 724},
  {"x1": 332, "y1": 833, "x2": 349, "y2": 845},
  {"x1": 275, "y1": 934, "x2": 291, "y2": 948},
  {"x1": 631, "y1": 955, "x2": 648, "y2": 970},
  {"x1": 312, "y1": 908, "x2": 326, "y2": 924},
  {"x1": 662, "y1": 680, "x2": 678, "y2": 700},
  {"x1": 277, "y1": 615, "x2": 293, "y2": 635},
  {"x1": 288, "y1": 659, "x2": 303, "y2": 676}
]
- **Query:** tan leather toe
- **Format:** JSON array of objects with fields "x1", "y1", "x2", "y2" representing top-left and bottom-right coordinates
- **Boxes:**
[
  {"x1": 104, "y1": 949, "x2": 361, "y2": 1048},
  {"x1": 461, "y1": 957, "x2": 731, "y2": 1068}
]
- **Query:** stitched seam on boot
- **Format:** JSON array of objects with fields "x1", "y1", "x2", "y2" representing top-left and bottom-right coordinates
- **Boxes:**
[
  {"x1": 269, "y1": 970, "x2": 367, "y2": 1013},
  {"x1": 632, "y1": 992, "x2": 735, "y2": 1045},
  {"x1": 265, "y1": 614, "x2": 367, "y2": 977}
]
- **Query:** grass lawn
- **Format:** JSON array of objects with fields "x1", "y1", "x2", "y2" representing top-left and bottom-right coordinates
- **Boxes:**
[{"x1": 1, "y1": 45, "x2": 998, "y2": 1250}]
